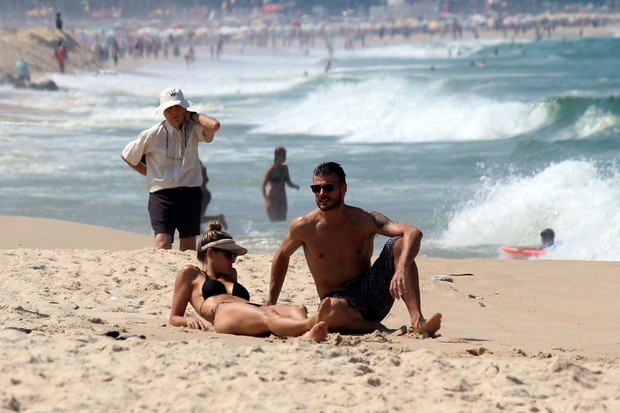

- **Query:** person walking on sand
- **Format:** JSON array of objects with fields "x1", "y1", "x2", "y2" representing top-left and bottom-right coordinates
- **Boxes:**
[
  {"x1": 169, "y1": 221, "x2": 329, "y2": 341},
  {"x1": 55, "y1": 12, "x2": 63, "y2": 31},
  {"x1": 267, "y1": 161, "x2": 442, "y2": 337},
  {"x1": 54, "y1": 41, "x2": 67, "y2": 73},
  {"x1": 260, "y1": 146, "x2": 299, "y2": 222},
  {"x1": 121, "y1": 87, "x2": 220, "y2": 251}
]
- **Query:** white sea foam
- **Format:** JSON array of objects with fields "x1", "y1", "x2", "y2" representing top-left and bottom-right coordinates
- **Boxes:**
[
  {"x1": 574, "y1": 106, "x2": 619, "y2": 139},
  {"x1": 437, "y1": 160, "x2": 620, "y2": 260},
  {"x1": 2, "y1": 37, "x2": 618, "y2": 260},
  {"x1": 252, "y1": 76, "x2": 550, "y2": 143}
]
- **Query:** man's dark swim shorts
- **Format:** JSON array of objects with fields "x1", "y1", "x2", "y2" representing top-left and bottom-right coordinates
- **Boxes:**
[{"x1": 324, "y1": 236, "x2": 400, "y2": 322}]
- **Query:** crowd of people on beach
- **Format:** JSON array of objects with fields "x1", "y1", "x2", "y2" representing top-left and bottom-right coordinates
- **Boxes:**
[
  {"x1": 18, "y1": 5, "x2": 615, "y2": 74},
  {"x1": 81, "y1": 11, "x2": 616, "y2": 69},
  {"x1": 5, "y1": 5, "x2": 618, "y2": 85}
]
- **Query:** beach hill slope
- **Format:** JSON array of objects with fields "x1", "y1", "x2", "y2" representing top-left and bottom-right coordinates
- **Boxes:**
[{"x1": 0, "y1": 26, "x2": 102, "y2": 78}]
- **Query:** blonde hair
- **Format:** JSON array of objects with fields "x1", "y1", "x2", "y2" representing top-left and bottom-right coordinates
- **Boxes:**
[{"x1": 197, "y1": 221, "x2": 232, "y2": 262}]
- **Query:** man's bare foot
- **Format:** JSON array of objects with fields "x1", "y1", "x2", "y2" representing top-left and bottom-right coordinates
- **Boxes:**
[
  {"x1": 317, "y1": 298, "x2": 331, "y2": 322},
  {"x1": 308, "y1": 297, "x2": 332, "y2": 325},
  {"x1": 302, "y1": 321, "x2": 328, "y2": 342},
  {"x1": 412, "y1": 313, "x2": 442, "y2": 338}
]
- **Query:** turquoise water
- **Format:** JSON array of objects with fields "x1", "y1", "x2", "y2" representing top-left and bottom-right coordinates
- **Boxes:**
[{"x1": 1, "y1": 36, "x2": 619, "y2": 260}]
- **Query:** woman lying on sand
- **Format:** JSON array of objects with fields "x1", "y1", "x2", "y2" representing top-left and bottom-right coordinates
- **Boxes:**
[{"x1": 169, "y1": 221, "x2": 329, "y2": 341}]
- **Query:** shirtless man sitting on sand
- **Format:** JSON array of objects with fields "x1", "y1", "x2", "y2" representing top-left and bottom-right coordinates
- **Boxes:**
[{"x1": 267, "y1": 161, "x2": 441, "y2": 336}]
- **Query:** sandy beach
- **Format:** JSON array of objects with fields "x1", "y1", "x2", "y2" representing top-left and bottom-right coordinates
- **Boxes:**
[
  {"x1": 1, "y1": 216, "x2": 619, "y2": 412},
  {"x1": 2, "y1": 11, "x2": 620, "y2": 411}
]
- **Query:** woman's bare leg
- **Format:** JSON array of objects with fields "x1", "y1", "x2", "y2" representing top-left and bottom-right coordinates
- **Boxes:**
[
  {"x1": 268, "y1": 304, "x2": 308, "y2": 319},
  {"x1": 263, "y1": 299, "x2": 330, "y2": 339},
  {"x1": 213, "y1": 300, "x2": 331, "y2": 340},
  {"x1": 302, "y1": 321, "x2": 328, "y2": 342}
]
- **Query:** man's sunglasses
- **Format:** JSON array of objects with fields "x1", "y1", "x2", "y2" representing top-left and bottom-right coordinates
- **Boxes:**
[
  {"x1": 212, "y1": 248, "x2": 237, "y2": 261},
  {"x1": 310, "y1": 182, "x2": 342, "y2": 194}
]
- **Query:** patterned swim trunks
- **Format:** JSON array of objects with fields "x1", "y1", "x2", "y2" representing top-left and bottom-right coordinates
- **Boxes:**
[{"x1": 324, "y1": 236, "x2": 400, "y2": 322}]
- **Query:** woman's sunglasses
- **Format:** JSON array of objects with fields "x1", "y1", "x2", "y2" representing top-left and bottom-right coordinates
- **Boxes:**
[{"x1": 212, "y1": 248, "x2": 237, "y2": 261}]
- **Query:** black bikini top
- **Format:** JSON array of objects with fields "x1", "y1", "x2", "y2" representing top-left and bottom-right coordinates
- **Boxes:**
[
  {"x1": 269, "y1": 165, "x2": 288, "y2": 184},
  {"x1": 201, "y1": 273, "x2": 250, "y2": 301}
]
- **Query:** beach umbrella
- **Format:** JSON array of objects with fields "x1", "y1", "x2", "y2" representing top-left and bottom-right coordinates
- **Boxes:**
[
  {"x1": 261, "y1": 4, "x2": 281, "y2": 13},
  {"x1": 136, "y1": 27, "x2": 160, "y2": 36}
]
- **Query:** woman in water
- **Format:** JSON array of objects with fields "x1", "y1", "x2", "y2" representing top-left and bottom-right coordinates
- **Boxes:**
[
  {"x1": 260, "y1": 146, "x2": 299, "y2": 222},
  {"x1": 169, "y1": 221, "x2": 329, "y2": 341}
]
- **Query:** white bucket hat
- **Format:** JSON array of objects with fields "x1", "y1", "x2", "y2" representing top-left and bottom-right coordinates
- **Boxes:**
[{"x1": 155, "y1": 87, "x2": 192, "y2": 114}]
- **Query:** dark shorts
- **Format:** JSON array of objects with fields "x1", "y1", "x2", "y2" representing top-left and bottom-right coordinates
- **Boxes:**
[
  {"x1": 325, "y1": 236, "x2": 400, "y2": 322},
  {"x1": 148, "y1": 186, "x2": 202, "y2": 241}
]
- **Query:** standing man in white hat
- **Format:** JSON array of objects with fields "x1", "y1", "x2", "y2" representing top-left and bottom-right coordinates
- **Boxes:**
[{"x1": 121, "y1": 87, "x2": 220, "y2": 251}]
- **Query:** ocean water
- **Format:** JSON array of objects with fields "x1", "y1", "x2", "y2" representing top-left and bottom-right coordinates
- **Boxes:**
[{"x1": 1, "y1": 36, "x2": 619, "y2": 260}]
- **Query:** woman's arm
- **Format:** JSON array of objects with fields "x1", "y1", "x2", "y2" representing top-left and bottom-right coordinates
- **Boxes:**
[
  {"x1": 169, "y1": 264, "x2": 207, "y2": 330},
  {"x1": 284, "y1": 165, "x2": 299, "y2": 190},
  {"x1": 260, "y1": 165, "x2": 275, "y2": 199}
]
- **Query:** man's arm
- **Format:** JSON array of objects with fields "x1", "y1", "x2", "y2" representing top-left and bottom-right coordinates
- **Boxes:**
[
  {"x1": 121, "y1": 132, "x2": 149, "y2": 175},
  {"x1": 266, "y1": 222, "x2": 304, "y2": 305},
  {"x1": 120, "y1": 154, "x2": 146, "y2": 176},
  {"x1": 186, "y1": 110, "x2": 220, "y2": 140},
  {"x1": 370, "y1": 211, "x2": 423, "y2": 299}
]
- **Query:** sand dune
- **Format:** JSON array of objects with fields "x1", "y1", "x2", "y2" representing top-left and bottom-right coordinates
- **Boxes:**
[{"x1": 0, "y1": 27, "x2": 102, "y2": 78}]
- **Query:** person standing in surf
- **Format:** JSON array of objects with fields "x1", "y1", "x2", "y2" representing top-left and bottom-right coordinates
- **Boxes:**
[
  {"x1": 260, "y1": 146, "x2": 299, "y2": 222},
  {"x1": 539, "y1": 228, "x2": 556, "y2": 249}
]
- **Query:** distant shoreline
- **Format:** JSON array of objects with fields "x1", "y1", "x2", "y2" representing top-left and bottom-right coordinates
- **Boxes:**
[
  {"x1": 107, "y1": 22, "x2": 618, "y2": 76},
  {"x1": 1, "y1": 12, "x2": 618, "y2": 80}
]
